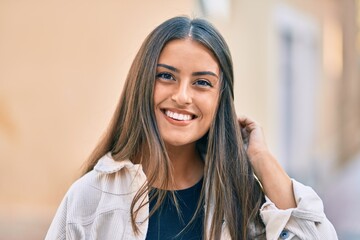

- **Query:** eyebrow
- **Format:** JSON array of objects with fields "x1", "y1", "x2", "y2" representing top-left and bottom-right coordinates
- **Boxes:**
[
  {"x1": 157, "y1": 63, "x2": 219, "y2": 78},
  {"x1": 157, "y1": 63, "x2": 178, "y2": 73}
]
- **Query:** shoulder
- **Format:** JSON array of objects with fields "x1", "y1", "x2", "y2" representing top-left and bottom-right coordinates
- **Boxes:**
[
  {"x1": 45, "y1": 154, "x2": 149, "y2": 239},
  {"x1": 63, "y1": 154, "x2": 147, "y2": 220},
  {"x1": 69, "y1": 153, "x2": 146, "y2": 197}
]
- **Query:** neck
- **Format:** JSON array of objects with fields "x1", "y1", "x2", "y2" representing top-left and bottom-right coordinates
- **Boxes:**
[
  {"x1": 136, "y1": 142, "x2": 205, "y2": 190},
  {"x1": 164, "y1": 143, "x2": 204, "y2": 190}
]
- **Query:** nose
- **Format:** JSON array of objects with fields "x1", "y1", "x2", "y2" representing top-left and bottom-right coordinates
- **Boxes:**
[{"x1": 171, "y1": 82, "x2": 192, "y2": 105}]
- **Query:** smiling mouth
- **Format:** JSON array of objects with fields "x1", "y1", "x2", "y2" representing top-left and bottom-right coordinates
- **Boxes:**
[{"x1": 162, "y1": 109, "x2": 197, "y2": 121}]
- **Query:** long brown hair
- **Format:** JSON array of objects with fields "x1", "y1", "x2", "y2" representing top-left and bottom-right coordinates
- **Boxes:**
[{"x1": 83, "y1": 16, "x2": 264, "y2": 239}]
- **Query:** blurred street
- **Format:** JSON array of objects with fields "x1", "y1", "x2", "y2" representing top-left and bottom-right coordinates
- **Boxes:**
[{"x1": 323, "y1": 151, "x2": 360, "y2": 240}]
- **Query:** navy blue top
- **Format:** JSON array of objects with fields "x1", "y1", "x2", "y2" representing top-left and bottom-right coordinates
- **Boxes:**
[{"x1": 146, "y1": 178, "x2": 204, "y2": 240}]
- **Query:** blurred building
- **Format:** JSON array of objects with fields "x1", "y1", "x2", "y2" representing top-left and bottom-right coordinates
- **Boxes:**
[
  {"x1": 201, "y1": 0, "x2": 360, "y2": 184},
  {"x1": 0, "y1": 0, "x2": 359, "y2": 239}
]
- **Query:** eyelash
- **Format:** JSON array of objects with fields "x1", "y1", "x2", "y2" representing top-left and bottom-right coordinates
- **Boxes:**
[
  {"x1": 155, "y1": 72, "x2": 213, "y2": 88},
  {"x1": 156, "y1": 72, "x2": 175, "y2": 81},
  {"x1": 194, "y1": 79, "x2": 213, "y2": 87}
]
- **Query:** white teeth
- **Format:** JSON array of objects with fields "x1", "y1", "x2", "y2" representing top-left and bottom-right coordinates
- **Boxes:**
[{"x1": 165, "y1": 110, "x2": 192, "y2": 121}]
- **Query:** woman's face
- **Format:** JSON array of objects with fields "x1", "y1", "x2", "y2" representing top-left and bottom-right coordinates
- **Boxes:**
[{"x1": 154, "y1": 38, "x2": 220, "y2": 148}]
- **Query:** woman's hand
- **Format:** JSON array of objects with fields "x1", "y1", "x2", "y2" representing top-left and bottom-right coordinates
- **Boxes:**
[
  {"x1": 238, "y1": 116, "x2": 269, "y2": 163},
  {"x1": 239, "y1": 116, "x2": 296, "y2": 209}
]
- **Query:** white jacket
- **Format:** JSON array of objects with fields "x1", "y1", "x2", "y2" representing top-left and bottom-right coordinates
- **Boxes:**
[{"x1": 45, "y1": 153, "x2": 338, "y2": 240}]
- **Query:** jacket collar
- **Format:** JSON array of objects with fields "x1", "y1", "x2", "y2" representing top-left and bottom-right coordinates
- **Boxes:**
[{"x1": 94, "y1": 152, "x2": 140, "y2": 174}]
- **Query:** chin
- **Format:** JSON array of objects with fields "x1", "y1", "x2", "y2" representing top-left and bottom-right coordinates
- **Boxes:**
[{"x1": 162, "y1": 138, "x2": 196, "y2": 148}]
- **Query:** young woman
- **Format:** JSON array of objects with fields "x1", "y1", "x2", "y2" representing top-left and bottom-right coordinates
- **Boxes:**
[{"x1": 45, "y1": 16, "x2": 338, "y2": 239}]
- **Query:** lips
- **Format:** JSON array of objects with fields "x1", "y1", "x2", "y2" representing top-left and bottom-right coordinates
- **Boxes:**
[{"x1": 162, "y1": 109, "x2": 197, "y2": 121}]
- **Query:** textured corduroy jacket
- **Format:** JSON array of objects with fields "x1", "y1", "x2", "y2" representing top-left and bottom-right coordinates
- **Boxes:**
[{"x1": 45, "y1": 153, "x2": 338, "y2": 240}]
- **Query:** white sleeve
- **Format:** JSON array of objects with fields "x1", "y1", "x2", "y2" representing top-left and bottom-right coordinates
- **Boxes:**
[
  {"x1": 44, "y1": 194, "x2": 68, "y2": 240},
  {"x1": 260, "y1": 179, "x2": 338, "y2": 240}
]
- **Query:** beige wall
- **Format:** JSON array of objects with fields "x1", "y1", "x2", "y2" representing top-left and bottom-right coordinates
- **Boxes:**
[{"x1": 0, "y1": 1, "x2": 195, "y2": 239}]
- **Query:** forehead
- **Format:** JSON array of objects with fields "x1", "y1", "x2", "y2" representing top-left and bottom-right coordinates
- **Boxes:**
[{"x1": 158, "y1": 39, "x2": 220, "y2": 73}]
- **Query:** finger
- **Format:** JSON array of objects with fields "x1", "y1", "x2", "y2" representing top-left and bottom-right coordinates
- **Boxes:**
[
  {"x1": 238, "y1": 115, "x2": 258, "y2": 130},
  {"x1": 238, "y1": 115, "x2": 250, "y2": 127},
  {"x1": 241, "y1": 128, "x2": 249, "y2": 141},
  {"x1": 238, "y1": 115, "x2": 256, "y2": 124}
]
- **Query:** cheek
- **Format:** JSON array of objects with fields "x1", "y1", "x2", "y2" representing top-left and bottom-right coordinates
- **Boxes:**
[
  {"x1": 153, "y1": 83, "x2": 165, "y2": 105},
  {"x1": 201, "y1": 98, "x2": 219, "y2": 125},
  {"x1": 203, "y1": 93, "x2": 219, "y2": 114}
]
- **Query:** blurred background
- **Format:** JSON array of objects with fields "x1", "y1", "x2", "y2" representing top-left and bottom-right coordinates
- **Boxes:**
[{"x1": 0, "y1": 0, "x2": 359, "y2": 239}]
